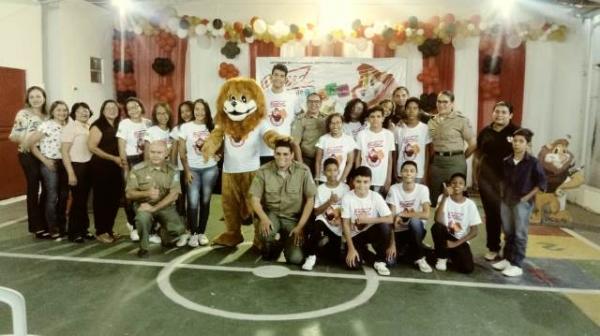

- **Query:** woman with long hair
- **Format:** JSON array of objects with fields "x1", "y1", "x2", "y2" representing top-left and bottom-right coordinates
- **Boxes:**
[
  {"x1": 171, "y1": 101, "x2": 194, "y2": 218},
  {"x1": 61, "y1": 102, "x2": 94, "y2": 243},
  {"x1": 28, "y1": 101, "x2": 70, "y2": 240},
  {"x1": 342, "y1": 98, "x2": 367, "y2": 140},
  {"x1": 177, "y1": 99, "x2": 220, "y2": 247},
  {"x1": 144, "y1": 102, "x2": 176, "y2": 161},
  {"x1": 88, "y1": 100, "x2": 123, "y2": 243},
  {"x1": 9, "y1": 86, "x2": 49, "y2": 238},
  {"x1": 116, "y1": 97, "x2": 151, "y2": 241}
]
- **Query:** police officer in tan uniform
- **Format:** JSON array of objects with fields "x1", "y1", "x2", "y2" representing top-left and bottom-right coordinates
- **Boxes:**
[
  {"x1": 427, "y1": 91, "x2": 476, "y2": 206},
  {"x1": 126, "y1": 141, "x2": 186, "y2": 257}
]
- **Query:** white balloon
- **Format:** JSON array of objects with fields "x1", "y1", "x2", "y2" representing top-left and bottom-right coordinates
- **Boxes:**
[
  {"x1": 467, "y1": 23, "x2": 475, "y2": 31},
  {"x1": 416, "y1": 28, "x2": 424, "y2": 36},
  {"x1": 405, "y1": 28, "x2": 413, "y2": 37},
  {"x1": 364, "y1": 27, "x2": 375, "y2": 39},
  {"x1": 245, "y1": 36, "x2": 255, "y2": 44},
  {"x1": 506, "y1": 34, "x2": 522, "y2": 48},
  {"x1": 195, "y1": 24, "x2": 207, "y2": 36},
  {"x1": 253, "y1": 19, "x2": 267, "y2": 34},
  {"x1": 133, "y1": 25, "x2": 143, "y2": 35},
  {"x1": 177, "y1": 28, "x2": 188, "y2": 39},
  {"x1": 268, "y1": 24, "x2": 277, "y2": 36},
  {"x1": 167, "y1": 17, "x2": 179, "y2": 32},
  {"x1": 216, "y1": 28, "x2": 226, "y2": 37},
  {"x1": 197, "y1": 35, "x2": 212, "y2": 49}
]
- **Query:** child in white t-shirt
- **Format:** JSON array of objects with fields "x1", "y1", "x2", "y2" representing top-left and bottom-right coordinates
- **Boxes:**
[
  {"x1": 394, "y1": 97, "x2": 431, "y2": 183},
  {"x1": 432, "y1": 172, "x2": 481, "y2": 274},
  {"x1": 314, "y1": 113, "x2": 356, "y2": 184},
  {"x1": 144, "y1": 102, "x2": 176, "y2": 162},
  {"x1": 302, "y1": 158, "x2": 350, "y2": 271},
  {"x1": 355, "y1": 106, "x2": 395, "y2": 195},
  {"x1": 385, "y1": 161, "x2": 432, "y2": 273},
  {"x1": 341, "y1": 166, "x2": 394, "y2": 276}
]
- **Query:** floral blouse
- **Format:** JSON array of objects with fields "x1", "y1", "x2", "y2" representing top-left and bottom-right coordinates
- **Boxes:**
[{"x1": 10, "y1": 109, "x2": 46, "y2": 152}]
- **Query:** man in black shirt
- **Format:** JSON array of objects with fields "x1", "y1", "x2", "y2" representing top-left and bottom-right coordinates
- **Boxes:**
[{"x1": 474, "y1": 102, "x2": 518, "y2": 261}]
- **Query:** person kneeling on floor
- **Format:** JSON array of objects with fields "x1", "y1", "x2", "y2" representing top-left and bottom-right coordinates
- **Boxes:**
[
  {"x1": 125, "y1": 140, "x2": 186, "y2": 258},
  {"x1": 431, "y1": 173, "x2": 481, "y2": 273},
  {"x1": 250, "y1": 139, "x2": 317, "y2": 264},
  {"x1": 341, "y1": 166, "x2": 394, "y2": 276}
]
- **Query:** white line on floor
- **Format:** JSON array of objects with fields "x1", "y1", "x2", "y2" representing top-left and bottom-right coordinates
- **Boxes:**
[
  {"x1": 0, "y1": 250, "x2": 599, "y2": 295},
  {"x1": 0, "y1": 216, "x2": 28, "y2": 229},
  {"x1": 562, "y1": 228, "x2": 600, "y2": 251},
  {"x1": 0, "y1": 195, "x2": 26, "y2": 206}
]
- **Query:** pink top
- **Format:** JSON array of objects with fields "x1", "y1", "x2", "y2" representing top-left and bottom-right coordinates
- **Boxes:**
[{"x1": 61, "y1": 120, "x2": 92, "y2": 162}]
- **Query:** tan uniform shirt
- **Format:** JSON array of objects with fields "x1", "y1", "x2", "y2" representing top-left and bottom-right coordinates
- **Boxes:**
[
  {"x1": 428, "y1": 111, "x2": 475, "y2": 152},
  {"x1": 249, "y1": 161, "x2": 317, "y2": 219},
  {"x1": 291, "y1": 112, "x2": 327, "y2": 159},
  {"x1": 125, "y1": 162, "x2": 181, "y2": 206}
]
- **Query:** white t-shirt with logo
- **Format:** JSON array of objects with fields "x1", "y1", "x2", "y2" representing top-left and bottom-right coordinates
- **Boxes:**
[
  {"x1": 355, "y1": 128, "x2": 396, "y2": 186},
  {"x1": 314, "y1": 182, "x2": 350, "y2": 236},
  {"x1": 260, "y1": 89, "x2": 302, "y2": 156},
  {"x1": 343, "y1": 121, "x2": 366, "y2": 140},
  {"x1": 144, "y1": 126, "x2": 174, "y2": 150},
  {"x1": 37, "y1": 119, "x2": 65, "y2": 159},
  {"x1": 116, "y1": 118, "x2": 152, "y2": 156},
  {"x1": 178, "y1": 122, "x2": 217, "y2": 169},
  {"x1": 315, "y1": 133, "x2": 357, "y2": 182},
  {"x1": 438, "y1": 196, "x2": 482, "y2": 240},
  {"x1": 386, "y1": 183, "x2": 431, "y2": 232},
  {"x1": 394, "y1": 122, "x2": 431, "y2": 179},
  {"x1": 224, "y1": 120, "x2": 271, "y2": 173},
  {"x1": 341, "y1": 190, "x2": 392, "y2": 237}
]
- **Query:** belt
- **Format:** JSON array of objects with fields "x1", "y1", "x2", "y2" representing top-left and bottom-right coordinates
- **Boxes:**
[{"x1": 435, "y1": 150, "x2": 464, "y2": 157}]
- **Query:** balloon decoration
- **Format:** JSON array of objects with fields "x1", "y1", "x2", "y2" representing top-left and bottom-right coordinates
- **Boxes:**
[
  {"x1": 121, "y1": 11, "x2": 568, "y2": 53},
  {"x1": 113, "y1": 31, "x2": 137, "y2": 104},
  {"x1": 155, "y1": 31, "x2": 178, "y2": 53},
  {"x1": 152, "y1": 57, "x2": 175, "y2": 76},
  {"x1": 113, "y1": 59, "x2": 133, "y2": 73},
  {"x1": 480, "y1": 75, "x2": 501, "y2": 100},
  {"x1": 221, "y1": 41, "x2": 241, "y2": 59},
  {"x1": 419, "y1": 93, "x2": 438, "y2": 112},
  {"x1": 153, "y1": 84, "x2": 176, "y2": 103},
  {"x1": 218, "y1": 62, "x2": 240, "y2": 80},
  {"x1": 482, "y1": 55, "x2": 502, "y2": 75}
]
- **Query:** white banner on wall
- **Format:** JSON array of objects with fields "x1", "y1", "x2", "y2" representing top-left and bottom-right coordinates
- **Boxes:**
[{"x1": 256, "y1": 57, "x2": 407, "y2": 113}]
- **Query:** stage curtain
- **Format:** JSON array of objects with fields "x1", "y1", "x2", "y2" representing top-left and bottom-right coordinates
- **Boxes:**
[
  {"x1": 249, "y1": 41, "x2": 280, "y2": 78},
  {"x1": 125, "y1": 33, "x2": 187, "y2": 116}
]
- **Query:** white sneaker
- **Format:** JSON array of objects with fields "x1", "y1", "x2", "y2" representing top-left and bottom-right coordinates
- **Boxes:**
[
  {"x1": 373, "y1": 262, "x2": 390, "y2": 276},
  {"x1": 415, "y1": 257, "x2": 433, "y2": 273},
  {"x1": 492, "y1": 259, "x2": 511, "y2": 271},
  {"x1": 435, "y1": 258, "x2": 447, "y2": 271},
  {"x1": 502, "y1": 265, "x2": 523, "y2": 277},
  {"x1": 188, "y1": 234, "x2": 199, "y2": 247},
  {"x1": 130, "y1": 229, "x2": 140, "y2": 242},
  {"x1": 302, "y1": 255, "x2": 317, "y2": 271},
  {"x1": 198, "y1": 234, "x2": 209, "y2": 246},
  {"x1": 176, "y1": 233, "x2": 190, "y2": 247},
  {"x1": 484, "y1": 251, "x2": 499, "y2": 261},
  {"x1": 149, "y1": 234, "x2": 162, "y2": 244}
]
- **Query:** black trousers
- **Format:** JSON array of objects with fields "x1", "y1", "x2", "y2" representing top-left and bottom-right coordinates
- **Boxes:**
[
  {"x1": 176, "y1": 170, "x2": 187, "y2": 218},
  {"x1": 304, "y1": 219, "x2": 343, "y2": 259},
  {"x1": 18, "y1": 152, "x2": 46, "y2": 233},
  {"x1": 349, "y1": 224, "x2": 392, "y2": 268},
  {"x1": 91, "y1": 159, "x2": 123, "y2": 236},
  {"x1": 68, "y1": 162, "x2": 91, "y2": 239},
  {"x1": 478, "y1": 175, "x2": 502, "y2": 252},
  {"x1": 431, "y1": 222, "x2": 474, "y2": 273}
]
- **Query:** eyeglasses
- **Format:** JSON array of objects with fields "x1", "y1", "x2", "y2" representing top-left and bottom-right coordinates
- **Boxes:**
[
  {"x1": 437, "y1": 100, "x2": 450, "y2": 104},
  {"x1": 307, "y1": 100, "x2": 321, "y2": 104}
]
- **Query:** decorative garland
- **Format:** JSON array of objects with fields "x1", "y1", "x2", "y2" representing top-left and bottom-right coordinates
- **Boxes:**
[{"x1": 123, "y1": 11, "x2": 568, "y2": 54}]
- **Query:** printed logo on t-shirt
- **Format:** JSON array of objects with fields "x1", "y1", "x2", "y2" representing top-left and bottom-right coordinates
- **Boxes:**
[
  {"x1": 193, "y1": 130, "x2": 209, "y2": 155},
  {"x1": 269, "y1": 101, "x2": 288, "y2": 126},
  {"x1": 366, "y1": 140, "x2": 384, "y2": 167},
  {"x1": 325, "y1": 207, "x2": 342, "y2": 226},
  {"x1": 229, "y1": 137, "x2": 245, "y2": 148},
  {"x1": 353, "y1": 207, "x2": 372, "y2": 231},
  {"x1": 135, "y1": 130, "x2": 146, "y2": 154},
  {"x1": 447, "y1": 211, "x2": 464, "y2": 235},
  {"x1": 402, "y1": 135, "x2": 421, "y2": 160}
]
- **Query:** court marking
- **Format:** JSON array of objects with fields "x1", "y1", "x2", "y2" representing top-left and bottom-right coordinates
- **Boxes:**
[
  {"x1": 0, "y1": 216, "x2": 27, "y2": 229},
  {"x1": 0, "y1": 249, "x2": 599, "y2": 296},
  {"x1": 562, "y1": 228, "x2": 600, "y2": 251}
]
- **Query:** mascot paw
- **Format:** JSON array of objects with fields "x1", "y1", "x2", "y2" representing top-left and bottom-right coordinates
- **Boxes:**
[
  {"x1": 549, "y1": 211, "x2": 573, "y2": 223},
  {"x1": 530, "y1": 213, "x2": 542, "y2": 224},
  {"x1": 212, "y1": 232, "x2": 244, "y2": 247}
]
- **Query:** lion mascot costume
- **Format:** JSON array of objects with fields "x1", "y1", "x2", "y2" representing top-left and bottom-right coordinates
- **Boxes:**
[
  {"x1": 202, "y1": 77, "x2": 291, "y2": 247},
  {"x1": 530, "y1": 137, "x2": 584, "y2": 224}
]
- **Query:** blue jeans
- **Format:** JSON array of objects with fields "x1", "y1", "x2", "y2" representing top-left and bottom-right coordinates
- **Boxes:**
[
  {"x1": 186, "y1": 165, "x2": 219, "y2": 234},
  {"x1": 40, "y1": 160, "x2": 68, "y2": 236},
  {"x1": 393, "y1": 218, "x2": 426, "y2": 262},
  {"x1": 500, "y1": 201, "x2": 533, "y2": 267}
]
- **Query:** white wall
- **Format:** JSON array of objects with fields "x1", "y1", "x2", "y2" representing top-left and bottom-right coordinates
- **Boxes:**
[
  {"x1": 43, "y1": 0, "x2": 115, "y2": 115},
  {"x1": 0, "y1": 2, "x2": 43, "y2": 86}
]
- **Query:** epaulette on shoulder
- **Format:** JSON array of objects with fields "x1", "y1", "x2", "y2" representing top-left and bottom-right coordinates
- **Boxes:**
[{"x1": 132, "y1": 161, "x2": 147, "y2": 170}]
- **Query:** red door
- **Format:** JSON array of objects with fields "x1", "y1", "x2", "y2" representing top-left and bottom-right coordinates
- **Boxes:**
[{"x1": 0, "y1": 66, "x2": 26, "y2": 199}]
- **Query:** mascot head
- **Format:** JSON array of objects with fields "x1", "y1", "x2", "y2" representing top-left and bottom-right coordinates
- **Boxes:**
[
  {"x1": 538, "y1": 137, "x2": 575, "y2": 192},
  {"x1": 215, "y1": 77, "x2": 266, "y2": 139}
]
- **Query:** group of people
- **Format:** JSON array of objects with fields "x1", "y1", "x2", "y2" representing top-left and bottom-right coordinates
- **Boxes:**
[{"x1": 10, "y1": 63, "x2": 547, "y2": 277}]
